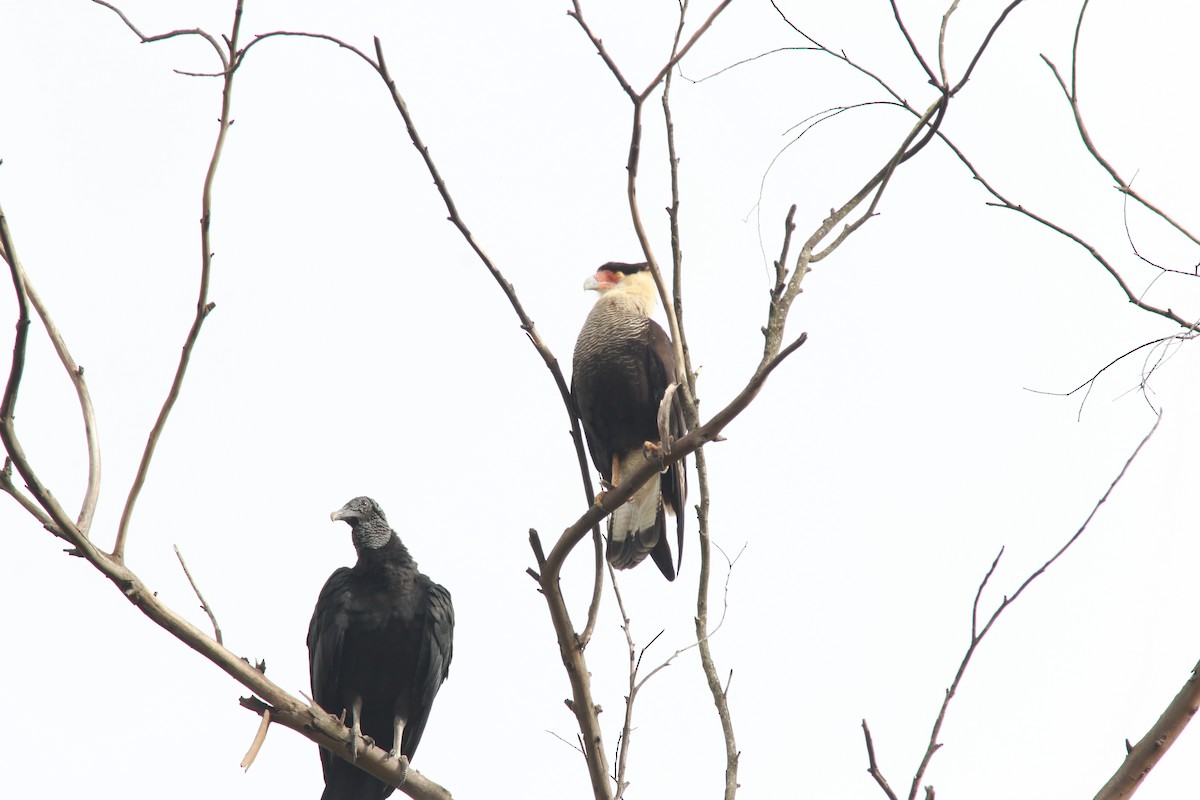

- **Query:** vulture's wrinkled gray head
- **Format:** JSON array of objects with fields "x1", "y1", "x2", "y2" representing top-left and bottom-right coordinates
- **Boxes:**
[{"x1": 331, "y1": 496, "x2": 392, "y2": 551}]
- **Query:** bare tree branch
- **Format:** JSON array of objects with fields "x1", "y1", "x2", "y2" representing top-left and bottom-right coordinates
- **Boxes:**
[
  {"x1": 0, "y1": 238, "x2": 102, "y2": 535},
  {"x1": 2, "y1": 5, "x2": 454, "y2": 797},
  {"x1": 1093, "y1": 657, "x2": 1200, "y2": 800},
  {"x1": 110, "y1": 1, "x2": 242, "y2": 561},
  {"x1": 889, "y1": 0, "x2": 937, "y2": 86},
  {"x1": 937, "y1": 1, "x2": 962, "y2": 89},
  {"x1": 934, "y1": 132, "x2": 1198, "y2": 331},
  {"x1": 239, "y1": 707, "x2": 271, "y2": 771},
  {"x1": 862, "y1": 719, "x2": 901, "y2": 800},
  {"x1": 874, "y1": 416, "x2": 1162, "y2": 800},
  {"x1": 91, "y1": 0, "x2": 228, "y2": 69},
  {"x1": 1040, "y1": 0, "x2": 1198, "y2": 250},
  {"x1": 174, "y1": 544, "x2": 223, "y2": 645}
]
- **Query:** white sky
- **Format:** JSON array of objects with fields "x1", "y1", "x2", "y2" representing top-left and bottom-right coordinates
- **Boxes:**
[{"x1": 2, "y1": 1, "x2": 1199, "y2": 798}]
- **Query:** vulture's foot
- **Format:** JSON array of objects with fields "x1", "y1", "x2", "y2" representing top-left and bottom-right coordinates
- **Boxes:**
[
  {"x1": 383, "y1": 752, "x2": 410, "y2": 785},
  {"x1": 345, "y1": 733, "x2": 375, "y2": 762},
  {"x1": 642, "y1": 440, "x2": 664, "y2": 459}
]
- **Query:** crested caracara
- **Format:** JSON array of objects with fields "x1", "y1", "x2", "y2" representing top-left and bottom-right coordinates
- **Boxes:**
[
  {"x1": 308, "y1": 496, "x2": 455, "y2": 800},
  {"x1": 571, "y1": 262, "x2": 687, "y2": 581}
]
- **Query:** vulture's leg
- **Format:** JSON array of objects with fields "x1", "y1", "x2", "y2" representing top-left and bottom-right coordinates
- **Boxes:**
[
  {"x1": 385, "y1": 716, "x2": 410, "y2": 785},
  {"x1": 347, "y1": 696, "x2": 364, "y2": 761},
  {"x1": 611, "y1": 453, "x2": 621, "y2": 486},
  {"x1": 386, "y1": 716, "x2": 406, "y2": 760}
]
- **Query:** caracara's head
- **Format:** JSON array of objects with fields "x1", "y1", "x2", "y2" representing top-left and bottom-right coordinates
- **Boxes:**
[
  {"x1": 584, "y1": 262, "x2": 657, "y2": 314},
  {"x1": 331, "y1": 496, "x2": 392, "y2": 551}
]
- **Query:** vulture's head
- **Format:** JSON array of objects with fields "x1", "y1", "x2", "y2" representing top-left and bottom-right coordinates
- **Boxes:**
[
  {"x1": 584, "y1": 262, "x2": 657, "y2": 312},
  {"x1": 331, "y1": 496, "x2": 392, "y2": 550}
]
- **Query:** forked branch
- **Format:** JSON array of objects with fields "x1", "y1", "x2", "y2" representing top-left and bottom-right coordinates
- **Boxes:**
[
  {"x1": 105, "y1": 0, "x2": 241, "y2": 561},
  {"x1": 864, "y1": 417, "x2": 1160, "y2": 800}
]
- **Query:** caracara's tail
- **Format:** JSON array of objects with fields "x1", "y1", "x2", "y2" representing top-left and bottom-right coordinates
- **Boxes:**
[{"x1": 607, "y1": 466, "x2": 677, "y2": 581}]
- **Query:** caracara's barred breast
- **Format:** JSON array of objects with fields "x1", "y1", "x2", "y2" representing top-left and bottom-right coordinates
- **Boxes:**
[{"x1": 573, "y1": 295, "x2": 660, "y2": 464}]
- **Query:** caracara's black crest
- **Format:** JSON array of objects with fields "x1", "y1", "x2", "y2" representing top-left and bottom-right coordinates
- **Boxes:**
[
  {"x1": 600, "y1": 261, "x2": 650, "y2": 274},
  {"x1": 308, "y1": 497, "x2": 455, "y2": 800},
  {"x1": 571, "y1": 265, "x2": 687, "y2": 580}
]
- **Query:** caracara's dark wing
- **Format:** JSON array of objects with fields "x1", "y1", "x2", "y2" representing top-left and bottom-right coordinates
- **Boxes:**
[
  {"x1": 645, "y1": 320, "x2": 688, "y2": 577},
  {"x1": 400, "y1": 581, "x2": 455, "y2": 759},
  {"x1": 307, "y1": 567, "x2": 354, "y2": 783}
]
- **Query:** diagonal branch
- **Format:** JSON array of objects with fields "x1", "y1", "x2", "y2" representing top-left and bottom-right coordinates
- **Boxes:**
[
  {"x1": 1093, "y1": 656, "x2": 1200, "y2": 800},
  {"x1": 933, "y1": 131, "x2": 1197, "y2": 330},
  {"x1": 6, "y1": 6, "x2": 454, "y2": 798},
  {"x1": 889, "y1": 0, "x2": 937, "y2": 86},
  {"x1": 873, "y1": 416, "x2": 1161, "y2": 800},
  {"x1": 542, "y1": 331, "x2": 807, "y2": 582},
  {"x1": 174, "y1": 544, "x2": 224, "y2": 645},
  {"x1": 1040, "y1": 6, "x2": 1198, "y2": 250}
]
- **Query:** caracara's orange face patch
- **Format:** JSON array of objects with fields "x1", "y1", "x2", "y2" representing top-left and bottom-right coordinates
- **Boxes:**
[{"x1": 592, "y1": 269, "x2": 621, "y2": 289}]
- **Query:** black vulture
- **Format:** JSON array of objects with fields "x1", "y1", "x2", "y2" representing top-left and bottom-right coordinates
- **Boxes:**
[
  {"x1": 571, "y1": 262, "x2": 687, "y2": 581},
  {"x1": 308, "y1": 496, "x2": 454, "y2": 800}
]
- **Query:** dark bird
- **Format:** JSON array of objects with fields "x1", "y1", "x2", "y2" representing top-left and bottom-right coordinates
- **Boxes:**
[
  {"x1": 308, "y1": 496, "x2": 454, "y2": 800},
  {"x1": 571, "y1": 262, "x2": 687, "y2": 580}
]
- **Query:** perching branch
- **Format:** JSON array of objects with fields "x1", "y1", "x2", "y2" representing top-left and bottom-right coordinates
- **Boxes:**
[{"x1": 2, "y1": 5, "x2": 454, "y2": 798}]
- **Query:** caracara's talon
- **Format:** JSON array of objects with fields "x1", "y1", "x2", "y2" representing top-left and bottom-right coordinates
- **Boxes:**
[
  {"x1": 642, "y1": 440, "x2": 664, "y2": 459},
  {"x1": 594, "y1": 489, "x2": 609, "y2": 505}
]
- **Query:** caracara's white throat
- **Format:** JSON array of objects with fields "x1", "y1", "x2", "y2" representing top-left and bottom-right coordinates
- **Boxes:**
[{"x1": 586, "y1": 267, "x2": 659, "y2": 319}]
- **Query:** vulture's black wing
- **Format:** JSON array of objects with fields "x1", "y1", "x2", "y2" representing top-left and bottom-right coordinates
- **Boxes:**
[
  {"x1": 307, "y1": 566, "x2": 354, "y2": 782},
  {"x1": 400, "y1": 580, "x2": 455, "y2": 759},
  {"x1": 646, "y1": 320, "x2": 688, "y2": 577}
]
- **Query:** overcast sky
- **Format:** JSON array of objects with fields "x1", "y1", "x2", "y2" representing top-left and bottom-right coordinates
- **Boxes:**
[{"x1": 3, "y1": 1, "x2": 1200, "y2": 799}]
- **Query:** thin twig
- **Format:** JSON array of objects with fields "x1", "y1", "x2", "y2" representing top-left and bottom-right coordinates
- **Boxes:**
[
  {"x1": 934, "y1": 131, "x2": 1197, "y2": 331},
  {"x1": 90, "y1": 0, "x2": 228, "y2": 68},
  {"x1": 174, "y1": 544, "x2": 224, "y2": 645},
  {"x1": 579, "y1": 527, "x2": 604, "y2": 648},
  {"x1": 239, "y1": 708, "x2": 271, "y2": 770},
  {"x1": 611, "y1": 568, "x2": 637, "y2": 800},
  {"x1": 889, "y1": 0, "x2": 936, "y2": 86},
  {"x1": 111, "y1": 1, "x2": 242, "y2": 561},
  {"x1": 902, "y1": 416, "x2": 1161, "y2": 800},
  {"x1": 1040, "y1": 53, "x2": 1198, "y2": 248},
  {"x1": 862, "y1": 720, "x2": 901, "y2": 800},
  {"x1": 937, "y1": 1, "x2": 962, "y2": 89}
]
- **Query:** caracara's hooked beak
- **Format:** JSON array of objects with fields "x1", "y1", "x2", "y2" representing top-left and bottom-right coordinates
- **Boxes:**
[{"x1": 584, "y1": 268, "x2": 620, "y2": 292}]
